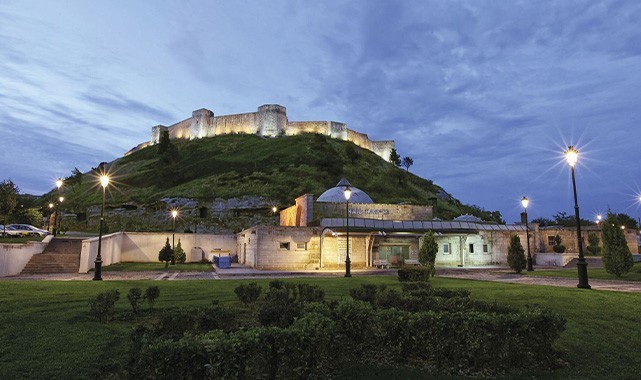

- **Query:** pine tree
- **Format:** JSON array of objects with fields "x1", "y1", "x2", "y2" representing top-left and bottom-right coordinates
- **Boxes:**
[
  {"x1": 158, "y1": 238, "x2": 173, "y2": 269},
  {"x1": 602, "y1": 214, "x2": 633, "y2": 277},
  {"x1": 507, "y1": 234, "x2": 526, "y2": 274},
  {"x1": 389, "y1": 148, "x2": 401, "y2": 167},
  {"x1": 402, "y1": 156, "x2": 414, "y2": 172},
  {"x1": 418, "y1": 231, "x2": 439, "y2": 277},
  {"x1": 174, "y1": 238, "x2": 186, "y2": 264}
]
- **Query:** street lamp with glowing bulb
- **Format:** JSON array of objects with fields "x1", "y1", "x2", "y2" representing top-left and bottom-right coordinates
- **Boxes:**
[
  {"x1": 54, "y1": 178, "x2": 63, "y2": 236},
  {"x1": 565, "y1": 146, "x2": 590, "y2": 289},
  {"x1": 596, "y1": 214, "x2": 602, "y2": 224},
  {"x1": 48, "y1": 203, "x2": 54, "y2": 232},
  {"x1": 344, "y1": 186, "x2": 352, "y2": 278},
  {"x1": 171, "y1": 209, "x2": 178, "y2": 265},
  {"x1": 521, "y1": 196, "x2": 533, "y2": 271},
  {"x1": 94, "y1": 175, "x2": 110, "y2": 281}
]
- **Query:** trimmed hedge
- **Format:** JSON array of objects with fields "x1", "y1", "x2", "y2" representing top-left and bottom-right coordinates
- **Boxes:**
[
  {"x1": 127, "y1": 282, "x2": 567, "y2": 378},
  {"x1": 397, "y1": 265, "x2": 431, "y2": 282}
]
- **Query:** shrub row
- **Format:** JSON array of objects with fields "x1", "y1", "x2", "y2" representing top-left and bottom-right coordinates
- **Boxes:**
[{"x1": 129, "y1": 294, "x2": 566, "y2": 378}]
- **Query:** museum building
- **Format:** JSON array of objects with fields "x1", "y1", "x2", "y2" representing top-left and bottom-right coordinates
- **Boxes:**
[{"x1": 236, "y1": 179, "x2": 532, "y2": 270}]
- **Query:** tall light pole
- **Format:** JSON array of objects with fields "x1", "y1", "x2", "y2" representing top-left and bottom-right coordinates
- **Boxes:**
[
  {"x1": 344, "y1": 186, "x2": 352, "y2": 277},
  {"x1": 48, "y1": 203, "x2": 54, "y2": 233},
  {"x1": 94, "y1": 175, "x2": 109, "y2": 281},
  {"x1": 565, "y1": 146, "x2": 590, "y2": 289},
  {"x1": 58, "y1": 196, "x2": 64, "y2": 235},
  {"x1": 521, "y1": 196, "x2": 533, "y2": 272},
  {"x1": 171, "y1": 209, "x2": 178, "y2": 265},
  {"x1": 54, "y1": 178, "x2": 63, "y2": 236}
]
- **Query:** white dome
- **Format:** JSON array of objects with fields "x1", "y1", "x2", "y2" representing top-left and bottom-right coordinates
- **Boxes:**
[{"x1": 316, "y1": 178, "x2": 374, "y2": 204}]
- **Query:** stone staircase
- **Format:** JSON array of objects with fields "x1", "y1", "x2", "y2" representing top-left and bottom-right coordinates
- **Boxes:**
[
  {"x1": 563, "y1": 256, "x2": 603, "y2": 269},
  {"x1": 21, "y1": 238, "x2": 83, "y2": 274}
]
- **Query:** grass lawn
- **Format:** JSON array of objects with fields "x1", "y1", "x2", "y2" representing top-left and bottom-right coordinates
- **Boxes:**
[
  {"x1": 528, "y1": 262, "x2": 641, "y2": 281},
  {"x1": 0, "y1": 236, "x2": 44, "y2": 244},
  {"x1": 0, "y1": 276, "x2": 640, "y2": 379},
  {"x1": 102, "y1": 262, "x2": 214, "y2": 272}
]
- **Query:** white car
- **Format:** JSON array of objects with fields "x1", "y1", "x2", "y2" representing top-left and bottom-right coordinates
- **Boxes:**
[
  {"x1": 7, "y1": 224, "x2": 50, "y2": 237},
  {"x1": 0, "y1": 225, "x2": 30, "y2": 237}
]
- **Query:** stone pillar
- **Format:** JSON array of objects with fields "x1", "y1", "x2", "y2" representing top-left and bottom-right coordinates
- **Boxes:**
[
  {"x1": 190, "y1": 108, "x2": 214, "y2": 140},
  {"x1": 151, "y1": 125, "x2": 168, "y2": 145}
]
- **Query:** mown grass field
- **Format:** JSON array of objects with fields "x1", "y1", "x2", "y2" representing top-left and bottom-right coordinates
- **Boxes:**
[
  {"x1": 0, "y1": 276, "x2": 640, "y2": 379},
  {"x1": 528, "y1": 262, "x2": 641, "y2": 281}
]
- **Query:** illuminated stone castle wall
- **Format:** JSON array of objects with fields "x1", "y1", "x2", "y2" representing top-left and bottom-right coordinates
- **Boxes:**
[{"x1": 146, "y1": 104, "x2": 394, "y2": 161}]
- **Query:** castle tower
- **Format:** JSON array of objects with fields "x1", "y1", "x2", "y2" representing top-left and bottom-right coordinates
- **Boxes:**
[
  {"x1": 151, "y1": 125, "x2": 169, "y2": 144},
  {"x1": 190, "y1": 108, "x2": 214, "y2": 140},
  {"x1": 257, "y1": 104, "x2": 287, "y2": 137}
]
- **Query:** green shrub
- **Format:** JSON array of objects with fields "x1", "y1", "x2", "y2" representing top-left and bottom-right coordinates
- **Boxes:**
[
  {"x1": 602, "y1": 215, "x2": 634, "y2": 277},
  {"x1": 508, "y1": 234, "x2": 527, "y2": 273},
  {"x1": 234, "y1": 283, "x2": 262, "y2": 305},
  {"x1": 587, "y1": 232, "x2": 601, "y2": 255},
  {"x1": 144, "y1": 286, "x2": 160, "y2": 309},
  {"x1": 127, "y1": 288, "x2": 143, "y2": 314},
  {"x1": 174, "y1": 238, "x2": 186, "y2": 264},
  {"x1": 297, "y1": 283, "x2": 325, "y2": 303},
  {"x1": 397, "y1": 265, "x2": 430, "y2": 282},
  {"x1": 89, "y1": 289, "x2": 120, "y2": 323},
  {"x1": 158, "y1": 238, "x2": 173, "y2": 269},
  {"x1": 418, "y1": 231, "x2": 438, "y2": 276},
  {"x1": 552, "y1": 234, "x2": 566, "y2": 253}
]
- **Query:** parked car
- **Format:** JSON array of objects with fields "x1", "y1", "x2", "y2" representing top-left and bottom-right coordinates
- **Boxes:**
[
  {"x1": 0, "y1": 225, "x2": 30, "y2": 237},
  {"x1": 7, "y1": 224, "x2": 50, "y2": 237}
]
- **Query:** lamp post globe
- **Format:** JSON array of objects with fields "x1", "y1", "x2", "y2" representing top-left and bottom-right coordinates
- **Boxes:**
[
  {"x1": 596, "y1": 214, "x2": 602, "y2": 224},
  {"x1": 344, "y1": 186, "x2": 352, "y2": 278},
  {"x1": 521, "y1": 196, "x2": 533, "y2": 271},
  {"x1": 48, "y1": 203, "x2": 54, "y2": 233},
  {"x1": 94, "y1": 175, "x2": 109, "y2": 281},
  {"x1": 565, "y1": 146, "x2": 590, "y2": 289}
]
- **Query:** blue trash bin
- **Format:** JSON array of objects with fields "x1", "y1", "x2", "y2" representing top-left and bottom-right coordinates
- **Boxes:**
[{"x1": 217, "y1": 255, "x2": 231, "y2": 269}]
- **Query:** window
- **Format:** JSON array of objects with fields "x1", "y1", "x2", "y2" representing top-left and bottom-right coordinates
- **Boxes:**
[
  {"x1": 547, "y1": 236, "x2": 555, "y2": 246},
  {"x1": 279, "y1": 242, "x2": 290, "y2": 250},
  {"x1": 469, "y1": 244, "x2": 475, "y2": 253},
  {"x1": 483, "y1": 244, "x2": 489, "y2": 253},
  {"x1": 443, "y1": 243, "x2": 450, "y2": 254},
  {"x1": 296, "y1": 242, "x2": 307, "y2": 250}
]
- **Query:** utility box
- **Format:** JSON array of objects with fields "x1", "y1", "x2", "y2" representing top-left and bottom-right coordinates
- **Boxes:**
[{"x1": 217, "y1": 255, "x2": 231, "y2": 269}]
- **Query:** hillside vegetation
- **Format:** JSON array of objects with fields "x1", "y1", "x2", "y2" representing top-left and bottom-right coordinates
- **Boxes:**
[{"x1": 45, "y1": 133, "x2": 502, "y2": 223}]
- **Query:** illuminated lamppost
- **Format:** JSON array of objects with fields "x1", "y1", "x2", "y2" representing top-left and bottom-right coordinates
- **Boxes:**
[
  {"x1": 521, "y1": 196, "x2": 533, "y2": 272},
  {"x1": 48, "y1": 203, "x2": 54, "y2": 233},
  {"x1": 344, "y1": 186, "x2": 352, "y2": 277},
  {"x1": 94, "y1": 175, "x2": 109, "y2": 281},
  {"x1": 171, "y1": 209, "x2": 178, "y2": 265},
  {"x1": 54, "y1": 178, "x2": 63, "y2": 236},
  {"x1": 565, "y1": 146, "x2": 590, "y2": 289},
  {"x1": 58, "y1": 196, "x2": 64, "y2": 235},
  {"x1": 596, "y1": 214, "x2": 602, "y2": 224}
]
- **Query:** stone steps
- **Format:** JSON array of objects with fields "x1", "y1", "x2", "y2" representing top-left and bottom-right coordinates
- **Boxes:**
[
  {"x1": 563, "y1": 257, "x2": 603, "y2": 269},
  {"x1": 21, "y1": 238, "x2": 83, "y2": 274}
]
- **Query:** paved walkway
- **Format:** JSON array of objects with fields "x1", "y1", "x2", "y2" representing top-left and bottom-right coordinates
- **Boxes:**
[{"x1": 5, "y1": 265, "x2": 641, "y2": 293}]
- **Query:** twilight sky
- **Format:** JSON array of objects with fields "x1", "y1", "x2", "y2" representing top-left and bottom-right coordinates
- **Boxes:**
[{"x1": 1, "y1": 0, "x2": 641, "y2": 223}]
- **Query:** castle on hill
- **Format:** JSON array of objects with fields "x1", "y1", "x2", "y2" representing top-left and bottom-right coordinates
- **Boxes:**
[{"x1": 126, "y1": 104, "x2": 394, "y2": 160}]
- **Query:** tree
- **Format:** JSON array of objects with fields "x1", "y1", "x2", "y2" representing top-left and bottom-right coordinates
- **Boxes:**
[
  {"x1": 144, "y1": 286, "x2": 160, "y2": 309},
  {"x1": 0, "y1": 180, "x2": 19, "y2": 235},
  {"x1": 607, "y1": 212, "x2": 638, "y2": 229},
  {"x1": 587, "y1": 232, "x2": 601, "y2": 255},
  {"x1": 157, "y1": 129, "x2": 171, "y2": 155},
  {"x1": 602, "y1": 214, "x2": 633, "y2": 277},
  {"x1": 507, "y1": 234, "x2": 526, "y2": 274},
  {"x1": 418, "y1": 231, "x2": 438, "y2": 277},
  {"x1": 158, "y1": 238, "x2": 173, "y2": 269},
  {"x1": 174, "y1": 238, "x2": 186, "y2": 264},
  {"x1": 552, "y1": 234, "x2": 566, "y2": 253},
  {"x1": 389, "y1": 148, "x2": 401, "y2": 167},
  {"x1": 401, "y1": 156, "x2": 414, "y2": 172}
]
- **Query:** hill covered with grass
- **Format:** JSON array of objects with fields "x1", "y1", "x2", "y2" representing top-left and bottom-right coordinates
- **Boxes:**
[{"x1": 47, "y1": 133, "x2": 502, "y2": 224}]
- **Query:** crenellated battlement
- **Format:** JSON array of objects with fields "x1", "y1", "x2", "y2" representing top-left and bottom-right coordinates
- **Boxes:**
[{"x1": 136, "y1": 104, "x2": 395, "y2": 160}]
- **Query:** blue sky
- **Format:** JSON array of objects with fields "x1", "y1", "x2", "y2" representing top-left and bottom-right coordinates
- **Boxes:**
[{"x1": 1, "y1": 0, "x2": 640, "y2": 223}]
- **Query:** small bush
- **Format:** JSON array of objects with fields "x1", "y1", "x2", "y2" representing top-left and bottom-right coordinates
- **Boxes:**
[
  {"x1": 397, "y1": 266, "x2": 430, "y2": 282},
  {"x1": 552, "y1": 234, "x2": 566, "y2": 253},
  {"x1": 89, "y1": 289, "x2": 120, "y2": 323},
  {"x1": 234, "y1": 283, "x2": 262, "y2": 305},
  {"x1": 174, "y1": 238, "x2": 186, "y2": 264},
  {"x1": 297, "y1": 283, "x2": 325, "y2": 303},
  {"x1": 127, "y1": 288, "x2": 143, "y2": 314},
  {"x1": 144, "y1": 286, "x2": 160, "y2": 309},
  {"x1": 158, "y1": 238, "x2": 173, "y2": 269},
  {"x1": 508, "y1": 234, "x2": 527, "y2": 273}
]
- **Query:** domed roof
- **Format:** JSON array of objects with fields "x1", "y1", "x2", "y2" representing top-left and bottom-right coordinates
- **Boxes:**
[
  {"x1": 316, "y1": 178, "x2": 374, "y2": 204},
  {"x1": 454, "y1": 214, "x2": 482, "y2": 222}
]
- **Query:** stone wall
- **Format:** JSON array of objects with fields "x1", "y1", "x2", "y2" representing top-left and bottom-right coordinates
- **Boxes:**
[
  {"x1": 238, "y1": 226, "x2": 323, "y2": 270},
  {"x1": 0, "y1": 239, "x2": 49, "y2": 277},
  {"x1": 314, "y1": 202, "x2": 433, "y2": 222},
  {"x1": 142, "y1": 104, "x2": 394, "y2": 161},
  {"x1": 539, "y1": 227, "x2": 638, "y2": 254}
]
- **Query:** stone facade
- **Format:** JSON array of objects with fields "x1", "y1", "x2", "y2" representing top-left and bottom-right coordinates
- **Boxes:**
[{"x1": 137, "y1": 104, "x2": 395, "y2": 161}]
